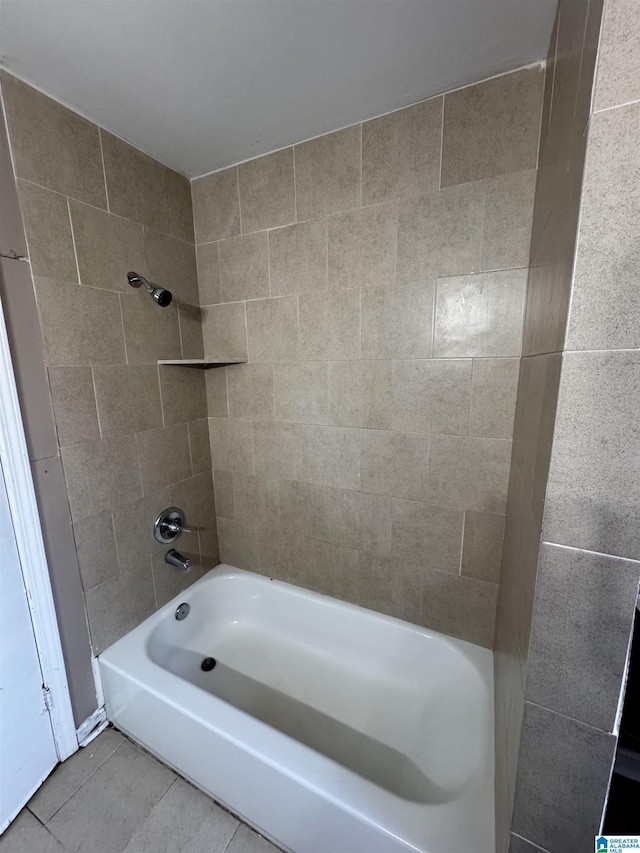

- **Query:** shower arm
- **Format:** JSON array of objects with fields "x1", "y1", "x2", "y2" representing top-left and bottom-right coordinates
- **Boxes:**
[{"x1": 126, "y1": 271, "x2": 173, "y2": 307}]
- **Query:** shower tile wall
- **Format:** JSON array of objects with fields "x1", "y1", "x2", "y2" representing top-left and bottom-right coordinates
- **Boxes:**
[
  {"x1": 194, "y1": 66, "x2": 544, "y2": 648},
  {"x1": 0, "y1": 71, "x2": 218, "y2": 655}
]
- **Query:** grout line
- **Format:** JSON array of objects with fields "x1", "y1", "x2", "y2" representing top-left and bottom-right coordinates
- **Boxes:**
[
  {"x1": 89, "y1": 366, "x2": 104, "y2": 440},
  {"x1": 358, "y1": 122, "x2": 363, "y2": 207},
  {"x1": 438, "y1": 95, "x2": 445, "y2": 190},
  {"x1": 98, "y1": 128, "x2": 110, "y2": 212},
  {"x1": 117, "y1": 293, "x2": 130, "y2": 365},
  {"x1": 66, "y1": 196, "x2": 83, "y2": 285},
  {"x1": 292, "y1": 145, "x2": 298, "y2": 222},
  {"x1": 157, "y1": 364, "x2": 166, "y2": 428},
  {"x1": 235, "y1": 167, "x2": 243, "y2": 235},
  {"x1": 458, "y1": 510, "x2": 466, "y2": 575}
]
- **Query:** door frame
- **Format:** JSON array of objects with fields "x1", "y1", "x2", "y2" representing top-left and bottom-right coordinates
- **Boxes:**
[{"x1": 0, "y1": 287, "x2": 77, "y2": 762}]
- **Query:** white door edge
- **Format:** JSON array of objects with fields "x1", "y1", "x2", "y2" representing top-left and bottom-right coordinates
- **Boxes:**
[{"x1": 0, "y1": 289, "x2": 78, "y2": 762}]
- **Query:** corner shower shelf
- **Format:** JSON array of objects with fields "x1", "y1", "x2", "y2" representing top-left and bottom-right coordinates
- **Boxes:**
[{"x1": 157, "y1": 358, "x2": 247, "y2": 368}]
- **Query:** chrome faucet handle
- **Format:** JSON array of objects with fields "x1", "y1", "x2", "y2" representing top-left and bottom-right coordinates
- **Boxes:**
[{"x1": 154, "y1": 507, "x2": 191, "y2": 543}]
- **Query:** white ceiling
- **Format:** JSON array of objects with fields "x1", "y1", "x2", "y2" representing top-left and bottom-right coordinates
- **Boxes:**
[{"x1": 0, "y1": 0, "x2": 557, "y2": 178}]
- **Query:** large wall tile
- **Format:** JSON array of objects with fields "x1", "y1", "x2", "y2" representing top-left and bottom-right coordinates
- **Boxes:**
[
  {"x1": 201, "y1": 302, "x2": 248, "y2": 361},
  {"x1": 144, "y1": 228, "x2": 199, "y2": 305},
  {"x1": 218, "y1": 232, "x2": 269, "y2": 302},
  {"x1": 434, "y1": 270, "x2": 527, "y2": 357},
  {"x1": 256, "y1": 526, "x2": 309, "y2": 584},
  {"x1": 48, "y1": 366, "x2": 100, "y2": 447},
  {"x1": 299, "y1": 288, "x2": 360, "y2": 360},
  {"x1": 137, "y1": 423, "x2": 192, "y2": 494},
  {"x1": 361, "y1": 280, "x2": 434, "y2": 359},
  {"x1": 178, "y1": 302, "x2": 205, "y2": 360},
  {"x1": 594, "y1": 0, "x2": 640, "y2": 111},
  {"x1": 421, "y1": 569, "x2": 498, "y2": 647},
  {"x1": 217, "y1": 517, "x2": 259, "y2": 570},
  {"x1": 196, "y1": 243, "x2": 220, "y2": 306},
  {"x1": 93, "y1": 365, "x2": 162, "y2": 437},
  {"x1": 189, "y1": 418, "x2": 212, "y2": 474},
  {"x1": 300, "y1": 424, "x2": 360, "y2": 490},
  {"x1": 392, "y1": 358, "x2": 471, "y2": 435},
  {"x1": 362, "y1": 97, "x2": 442, "y2": 205},
  {"x1": 73, "y1": 513, "x2": 119, "y2": 592},
  {"x1": 2, "y1": 72, "x2": 106, "y2": 207},
  {"x1": 470, "y1": 358, "x2": 520, "y2": 439},
  {"x1": 329, "y1": 490, "x2": 391, "y2": 555},
  {"x1": 232, "y1": 473, "x2": 279, "y2": 529},
  {"x1": 246, "y1": 295, "x2": 299, "y2": 362},
  {"x1": 213, "y1": 469, "x2": 235, "y2": 519},
  {"x1": 253, "y1": 421, "x2": 302, "y2": 481},
  {"x1": 159, "y1": 365, "x2": 208, "y2": 425},
  {"x1": 238, "y1": 147, "x2": 295, "y2": 233},
  {"x1": 544, "y1": 351, "x2": 640, "y2": 559},
  {"x1": 120, "y1": 290, "x2": 182, "y2": 364},
  {"x1": 35, "y1": 277, "x2": 126, "y2": 366},
  {"x1": 101, "y1": 131, "x2": 170, "y2": 232},
  {"x1": 360, "y1": 429, "x2": 429, "y2": 502},
  {"x1": 294, "y1": 126, "x2": 361, "y2": 219},
  {"x1": 328, "y1": 203, "x2": 396, "y2": 289},
  {"x1": 481, "y1": 171, "x2": 536, "y2": 271},
  {"x1": 170, "y1": 471, "x2": 218, "y2": 572},
  {"x1": 84, "y1": 561, "x2": 156, "y2": 654},
  {"x1": 209, "y1": 418, "x2": 254, "y2": 475},
  {"x1": 328, "y1": 360, "x2": 392, "y2": 429},
  {"x1": 305, "y1": 539, "x2": 359, "y2": 603},
  {"x1": 358, "y1": 554, "x2": 423, "y2": 624},
  {"x1": 227, "y1": 363, "x2": 274, "y2": 421},
  {"x1": 111, "y1": 488, "x2": 172, "y2": 570},
  {"x1": 527, "y1": 543, "x2": 639, "y2": 732},
  {"x1": 61, "y1": 434, "x2": 142, "y2": 521},
  {"x1": 397, "y1": 182, "x2": 484, "y2": 281},
  {"x1": 152, "y1": 545, "x2": 200, "y2": 606},
  {"x1": 511, "y1": 703, "x2": 615, "y2": 853},
  {"x1": 192, "y1": 166, "x2": 240, "y2": 244},
  {"x1": 428, "y1": 435, "x2": 511, "y2": 513},
  {"x1": 70, "y1": 201, "x2": 147, "y2": 293},
  {"x1": 278, "y1": 479, "x2": 332, "y2": 541},
  {"x1": 274, "y1": 362, "x2": 329, "y2": 425},
  {"x1": 205, "y1": 369, "x2": 228, "y2": 418},
  {"x1": 461, "y1": 510, "x2": 505, "y2": 583},
  {"x1": 441, "y1": 67, "x2": 543, "y2": 186},
  {"x1": 566, "y1": 103, "x2": 640, "y2": 351},
  {"x1": 391, "y1": 498, "x2": 463, "y2": 573},
  {"x1": 269, "y1": 219, "x2": 327, "y2": 296},
  {"x1": 17, "y1": 181, "x2": 77, "y2": 280},
  {"x1": 166, "y1": 168, "x2": 194, "y2": 242}
]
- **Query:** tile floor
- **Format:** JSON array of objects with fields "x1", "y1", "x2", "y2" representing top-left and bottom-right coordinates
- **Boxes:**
[{"x1": 1, "y1": 728, "x2": 282, "y2": 853}]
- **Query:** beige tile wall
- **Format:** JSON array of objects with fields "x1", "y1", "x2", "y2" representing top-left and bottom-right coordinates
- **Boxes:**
[
  {"x1": 1, "y1": 71, "x2": 218, "y2": 654},
  {"x1": 194, "y1": 66, "x2": 544, "y2": 649}
]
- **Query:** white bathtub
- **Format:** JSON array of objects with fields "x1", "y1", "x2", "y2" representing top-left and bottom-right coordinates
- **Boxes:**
[{"x1": 99, "y1": 566, "x2": 495, "y2": 853}]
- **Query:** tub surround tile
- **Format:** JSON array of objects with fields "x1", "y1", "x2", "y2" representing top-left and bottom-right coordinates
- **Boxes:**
[
  {"x1": 209, "y1": 418, "x2": 255, "y2": 475},
  {"x1": 391, "y1": 498, "x2": 464, "y2": 573},
  {"x1": 205, "y1": 369, "x2": 229, "y2": 418},
  {"x1": 166, "y1": 168, "x2": 195, "y2": 242},
  {"x1": 328, "y1": 360, "x2": 392, "y2": 429},
  {"x1": 421, "y1": 569, "x2": 498, "y2": 647},
  {"x1": 268, "y1": 219, "x2": 327, "y2": 296},
  {"x1": 470, "y1": 358, "x2": 520, "y2": 439},
  {"x1": 192, "y1": 166, "x2": 241, "y2": 244},
  {"x1": 299, "y1": 288, "x2": 360, "y2": 361},
  {"x1": 137, "y1": 423, "x2": 192, "y2": 494},
  {"x1": 257, "y1": 525, "x2": 310, "y2": 585},
  {"x1": 362, "y1": 97, "x2": 443, "y2": 205},
  {"x1": 232, "y1": 473, "x2": 279, "y2": 529},
  {"x1": 329, "y1": 489, "x2": 391, "y2": 555},
  {"x1": 360, "y1": 280, "x2": 434, "y2": 359},
  {"x1": 358, "y1": 553, "x2": 423, "y2": 625},
  {"x1": 253, "y1": 422, "x2": 302, "y2": 481},
  {"x1": 327, "y1": 203, "x2": 396, "y2": 289},
  {"x1": 300, "y1": 424, "x2": 360, "y2": 491},
  {"x1": 246, "y1": 296, "x2": 299, "y2": 362},
  {"x1": 188, "y1": 419, "x2": 212, "y2": 474},
  {"x1": 360, "y1": 429, "x2": 429, "y2": 503},
  {"x1": 278, "y1": 479, "x2": 332, "y2": 542},
  {"x1": 294, "y1": 126, "x2": 361, "y2": 219},
  {"x1": 392, "y1": 358, "x2": 471, "y2": 435},
  {"x1": 93, "y1": 365, "x2": 163, "y2": 438},
  {"x1": 48, "y1": 366, "x2": 100, "y2": 447},
  {"x1": 120, "y1": 290, "x2": 182, "y2": 365},
  {"x1": 144, "y1": 228, "x2": 199, "y2": 306},
  {"x1": 122, "y1": 777, "x2": 239, "y2": 853},
  {"x1": 305, "y1": 539, "x2": 360, "y2": 603},
  {"x1": 17, "y1": 181, "x2": 77, "y2": 281},
  {"x1": 238, "y1": 147, "x2": 295, "y2": 234},
  {"x1": 70, "y1": 200, "x2": 147, "y2": 293},
  {"x1": 196, "y1": 242, "x2": 221, "y2": 306},
  {"x1": 159, "y1": 365, "x2": 208, "y2": 425},
  {"x1": 73, "y1": 512, "x2": 119, "y2": 591},
  {"x1": 441, "y1": 67, "x2": 544, "y2": 187},
  {"x1": 217, "y1": 517, "x2": 259, "y2": 570},
  {"x1": 397, "y1": 182, "x2": 484, "y2": 281},
  {"x1": 201, "y1": 302, "x2": 248, "y2": 361},
  {"x1": 2, "y1": 73, "x2": 106, "y2": 207},
  {"x1": 481, "y1": 171, "x2": 536, "y2": 271},
  {"x1": 213, "y1": 469, "x2": 235, "y2": 519},
  {"x1": 111, "y1": 488, "x2": 171, "y2": 570},
  {"x1": 274, "y1": 362, "x2": 329, "y2": 425},
  {"x1": 527, "y1": 543, "x2": 640, "y2": 732},
  {"x1": 594, "y1": 0, "x2": 640, "y2": 111},
  {"x1": 226, "y1": 363, "x2": 275, "y2": 422},
  {"x1": 511, "y1": 703, "x2": 616, "y2": 853},
  {"x1": 27, "y1": 728, "x2": 125, "y2": 824},
  {"x1": 218, "y1": 231, "x2": 270, "y2": 303},
  {"x1": 45, "y1": 739, "x2": 175, "y2": 853},
  {"x1": 152, "y1": 545, "x2": 201, "y2": 607},
  {"x1": 428, "y1": 435, "x2": 511, "y2": 514},
  {"x1": 61, "y1": 434, "x2": 142, "y2": 522},
  {"x1": 100, "y1": 131, "x2": 170, "y2": 233},
  {"x1": 461, "y1": 510, "x2": 505, "y2": 583}
]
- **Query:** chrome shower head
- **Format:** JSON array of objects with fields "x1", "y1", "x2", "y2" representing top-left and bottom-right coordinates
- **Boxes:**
[{"x1": 127, "y1": 272, "x2": 172, "y2": 307}]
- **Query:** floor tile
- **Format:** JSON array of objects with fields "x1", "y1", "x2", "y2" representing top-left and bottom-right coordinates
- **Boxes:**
[
  {"x1": 226, "y1": 823, "x2": 282, "y2": 853},
  {"x1": 45, "y1": 739, "x2": 175, "y2": 853},
  {"x1": 0, "y1": 810, "x2": 63, "y2": 853},
  {"x1": 28, "y1": 728, "x2": 124, "y2": 823},
  {"x1": 122, "y1": 778, "x2": 238, "y2": 853}
]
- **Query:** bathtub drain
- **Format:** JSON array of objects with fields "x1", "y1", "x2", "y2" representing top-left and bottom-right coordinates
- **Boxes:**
[{"x1": 201, "y1": 657, "x2": 216, "y2": 672}]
